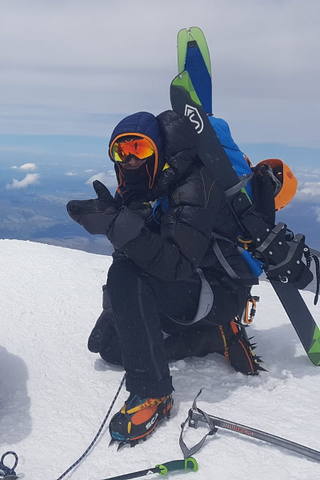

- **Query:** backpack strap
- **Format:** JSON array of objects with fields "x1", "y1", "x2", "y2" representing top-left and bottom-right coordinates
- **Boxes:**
[
  {"x1": 225, "y1": 173, "x2": 254, "y2": 198},
  {"x1": 211, "y1": 237, "x2": 241, "y2": 280},
  {"x1": 211, "y1": 234, "x2": 259, "y2": 285},
  {"x1": 171, "y1": 268, "x2": 214, "y2": 325}
]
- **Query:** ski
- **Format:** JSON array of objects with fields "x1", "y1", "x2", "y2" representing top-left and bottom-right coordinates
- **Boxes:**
[
  {"x1": 269, "y1": 280, "x2": 320, "y2": 365},
  {"x1": 178, "y1": 27, "x2": 212, "y2": 77},
  {"x1": 170, "y1": 69, "x2": 320, "y2": 366},
  {"x1": 188, "y1": 408, "x2": 320, "y2": 463},
  {"x1": 177, "y1": 27, "x2": 212, "y2": 114}
]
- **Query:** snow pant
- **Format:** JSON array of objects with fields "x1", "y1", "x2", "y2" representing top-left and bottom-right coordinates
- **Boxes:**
[{"x1": 94, "y1": 257, "x2": 249, "y2": 398}]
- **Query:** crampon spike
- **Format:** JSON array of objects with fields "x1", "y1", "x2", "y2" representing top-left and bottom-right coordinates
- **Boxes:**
[{"x1": 117, "y1": 442, "x2": 126, "y2": 451}]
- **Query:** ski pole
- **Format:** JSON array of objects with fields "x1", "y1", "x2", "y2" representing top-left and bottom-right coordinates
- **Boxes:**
[
  {"x1": 102, "y1": 457, "x2": 198, "y2": 480},
  {"x1": 190, "y1": 409, "x2": 320, "y2": 463}
]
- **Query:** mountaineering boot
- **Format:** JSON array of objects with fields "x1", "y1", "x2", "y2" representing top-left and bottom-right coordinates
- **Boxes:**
[
  {"x1": 88, "y1": 310, "x2": 112, "y2": 353},
  {"x1": 218, "y1": 319, "x2": 266, "y2": 375},
  {"x1": 109, "y1": 394, "x2": 173, "y2": 447},
  {"x1": 164, "y1": 325, "x2": 226, "y2": 360}
]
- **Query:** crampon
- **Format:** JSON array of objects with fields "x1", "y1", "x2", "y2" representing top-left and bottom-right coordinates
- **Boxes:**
[{"x1": 109, "y1": 394, "x2": 173, "y2": 449}]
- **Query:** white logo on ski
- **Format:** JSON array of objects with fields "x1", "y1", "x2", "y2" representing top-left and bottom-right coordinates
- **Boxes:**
[{"x1": 184, "y1": 104, "x2": 204, "y2": 134}]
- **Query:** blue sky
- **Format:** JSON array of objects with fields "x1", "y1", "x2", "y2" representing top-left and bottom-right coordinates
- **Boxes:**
[{"x1": 1, "y1": 0, "x2": 320, "y2": 209}]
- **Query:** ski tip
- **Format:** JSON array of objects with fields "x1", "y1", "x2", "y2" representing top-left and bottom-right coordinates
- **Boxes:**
[{"x1": 308, "y1": 355, "x2": 320, "y2": 367}]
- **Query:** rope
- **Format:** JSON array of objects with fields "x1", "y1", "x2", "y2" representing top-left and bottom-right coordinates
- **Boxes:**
[
  {"x1": 0, "y1": 451, "x2": 19, "y2": 478},
  {"x1": 56, "y1": 373, "x2": 126, "y2": 480}
]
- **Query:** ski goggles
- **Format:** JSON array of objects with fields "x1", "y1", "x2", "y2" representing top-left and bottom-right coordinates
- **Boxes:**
[{"x1": 110, "y1": 135, "x2": 156, "y2": 163}]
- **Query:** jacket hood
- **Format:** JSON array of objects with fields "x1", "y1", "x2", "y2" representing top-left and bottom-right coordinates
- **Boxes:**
[
  {"x1": 109, "y1": 112, "x2": 165, "y2": 194},
  {"x1": 109, "y1": 112, "x2": 163, "y2": 152}
]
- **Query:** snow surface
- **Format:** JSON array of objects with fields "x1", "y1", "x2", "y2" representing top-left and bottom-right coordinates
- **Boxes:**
[{"x1": 1, "y1": 239, "x2": 320, "y2": 480}]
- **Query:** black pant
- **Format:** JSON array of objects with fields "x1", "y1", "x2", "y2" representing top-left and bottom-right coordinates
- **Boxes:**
[{"x1": 104, "y1": 258, "x2": 247, "y2": 397}]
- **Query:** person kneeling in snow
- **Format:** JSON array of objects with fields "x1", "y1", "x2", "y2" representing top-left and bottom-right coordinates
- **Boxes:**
[{"x1": 67, "y1": 110, "x2": 264, "y2": 447}]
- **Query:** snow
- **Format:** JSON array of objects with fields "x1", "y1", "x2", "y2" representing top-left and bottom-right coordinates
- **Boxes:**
[{"x1": 1, "y1": 239, "x2": 320, "y2": 480}]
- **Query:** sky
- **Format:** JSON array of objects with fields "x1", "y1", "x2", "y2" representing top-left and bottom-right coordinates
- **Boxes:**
[
  {"x1": 1, "y1": 239, "x2": 320, "y2": 479},
  {"x1": 1, "y1": 0, "x2": 320, "y2": 147}
]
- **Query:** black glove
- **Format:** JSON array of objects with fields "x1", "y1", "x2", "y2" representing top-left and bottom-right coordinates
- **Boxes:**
[{"x1": 67, "y1": 180, "x2": 118, "y2": 235}]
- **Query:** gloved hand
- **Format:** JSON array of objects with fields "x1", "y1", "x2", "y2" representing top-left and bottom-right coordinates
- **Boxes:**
[{"x1": 67, "y1": 180, "x2": 118, "y2": 235}]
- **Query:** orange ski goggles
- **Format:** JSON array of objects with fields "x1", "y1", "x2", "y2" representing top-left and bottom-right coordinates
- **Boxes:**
[{"x1": 110, "y1": 136, "x2": 155, "y2": 163}]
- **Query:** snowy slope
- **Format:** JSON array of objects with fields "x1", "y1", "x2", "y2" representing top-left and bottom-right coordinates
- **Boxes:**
[{"x1": 1, "y1": 239, "x2": 320, "y2": 480}]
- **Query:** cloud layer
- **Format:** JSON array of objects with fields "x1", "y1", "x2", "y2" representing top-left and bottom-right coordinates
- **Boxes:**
[{"x1": 1, "y1": 0, "x2": 320, "y2": 147}]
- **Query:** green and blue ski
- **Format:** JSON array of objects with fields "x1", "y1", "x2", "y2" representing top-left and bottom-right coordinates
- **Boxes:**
[{"x1": 177, "y1": 27, "x2": 212, "y2": 114}]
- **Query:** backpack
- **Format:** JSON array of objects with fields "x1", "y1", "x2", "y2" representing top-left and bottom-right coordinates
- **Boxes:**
[{"x1": 208, "y1": 115, "x2": 315, "y2": 289}]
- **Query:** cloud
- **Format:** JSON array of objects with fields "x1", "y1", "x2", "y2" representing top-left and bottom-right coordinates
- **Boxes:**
[
  {"x1": 7, "y1": 173, "x2": 40, "y2": 190},
  {"x1": 295, "y1": 181, "x2": 320, "y2": 202},
  {"x1": 295, "y1": 168, "x2": 320, "y2": 181},
  {"x1": 11, "y1": 163, "x2": 37, "y2": 170},
  {"x1": 85, "y1": 171, "x2": 117, "y2": 189},
  {"x1": 20, "y1": 163, "x2": 37, "y2": 170},
  {"x1": 65, "y1": 171, "x2": 78, "y2": 176}
]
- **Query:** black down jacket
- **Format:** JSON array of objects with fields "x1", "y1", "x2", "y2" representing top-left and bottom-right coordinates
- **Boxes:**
[{"x1": 107, "y1": 110, "x2": 254, "y2": 284}]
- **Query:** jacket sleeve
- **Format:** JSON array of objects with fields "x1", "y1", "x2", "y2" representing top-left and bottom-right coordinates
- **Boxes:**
[{"x1": 117, "y1": 166, "x2": 225, "y2": 281}]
